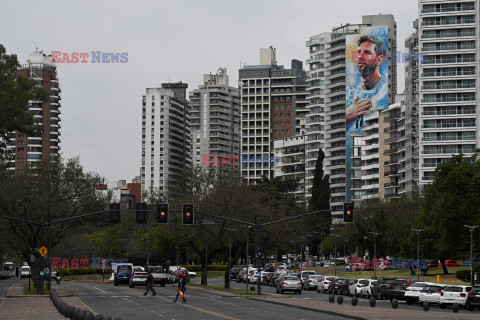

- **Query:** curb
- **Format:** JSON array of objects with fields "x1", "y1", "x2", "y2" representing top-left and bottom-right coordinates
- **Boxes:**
[{"x1": 248, "y1": 298, "x2": 367, "y2": 320}]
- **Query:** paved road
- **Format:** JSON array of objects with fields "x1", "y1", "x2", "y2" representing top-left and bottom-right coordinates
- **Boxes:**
[
  {"x1": 61, "y1": 281, "x2": 350, "y2": 320},
  {"x1": 199, "y1": 276, "x2": 479, "y2": 314},
  {"x1": 0, "y1": 277, "x2": 16, "y2": 312}
]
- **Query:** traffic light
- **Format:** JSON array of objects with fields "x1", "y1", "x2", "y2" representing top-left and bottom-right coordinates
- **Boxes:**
[
  {"x1": 109, "y1": 203, "x2": 121, "y2": 224},
  {"x1": 157, "y1": 203, "x2": 169, "y2": 224},
  {"x1": 343, "y1": 202, "x2": 354, "y2": 223},
  {"x1": 136, "y1": 202, "x2": 148, "y2": 224},
  {"x1": 182, "y1": 204, "x2": 194, "y2": 225}
]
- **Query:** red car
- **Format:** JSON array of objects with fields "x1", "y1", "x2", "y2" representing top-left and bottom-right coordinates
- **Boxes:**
[
  {"x1": 438, "y1": 260, "x2": 460, "y2": 268},
  {"x1": 172, "y1": 269, "x2": 189, "y2": 282}
]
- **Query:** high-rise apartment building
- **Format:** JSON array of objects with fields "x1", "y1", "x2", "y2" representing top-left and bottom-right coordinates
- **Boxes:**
[
  {"x1": 239, "y1": 48, "x2": 307, "y2": 184},
  {"x1": 7, "y1": 50, "x2": 61, "y2": 172},
  {"x1": 141, "y1": 83, "x2": 191, "y2": 197},
  {"x1": 418, "y1": 0, "x2": 478, "y2": 185},
  {"x1": 189, "y1": 68, "x2": 240, "y2": 168},
  {"x1": 305, "y1": 14, "x2": 396, "y2": 221}
]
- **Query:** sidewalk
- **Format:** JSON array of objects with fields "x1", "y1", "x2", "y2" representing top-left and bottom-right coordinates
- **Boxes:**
[
  {"x1": 251, "y1": 297, "x2": 475, "y2": 320},
  {"x1": 0, "y1": 283, "x2": 94, "y2": 320}
]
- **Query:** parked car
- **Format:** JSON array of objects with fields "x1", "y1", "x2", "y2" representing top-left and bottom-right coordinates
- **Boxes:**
[
  {"x1": 439, "y1": 285, "x2": 472, "y2": 309},
  {"x1": 328, "y1": 278, "x2": 349, "y2": 295},
  {"x1": 386, "y1": 279, "x2": 423, "y2": 301},
  {"x1": 261, "y1": 272, "x2": 274, "y2": 286},
  {"x1": 463, "y1": 258, "x2": 479, "y2": 267},
  {"x1": 276, "y1": 275, "x2": 302, "y2": 294},
  {"x1": 371, "y1": 278, "x2": 396, "y2": 300},
  {"x1": 418, "y1": 285, "x2": 447, "y2": 306},
  {"x1": 360, "y1": 279, "x2": 377, "y2": 298},
  {"x1": 237, "y1": 269, "x2": 247, "y2": 283},
  {"x1": 299, "y1": 270, "x2": 316, "y2": 284},
  {"x1": 318, "y1": 276, "x2": 337, "y2": 293},
  {"x1": 303, "y1": 275, "x2": 323, "y2": 291},
  {"x1": 347, "y1": 278, "x2": 360, "y2": 296},
  {"x1": 404, "y1": 282, "x2": 436, "y2": 305},
  {"x1": 466, "y1": 286, "x2": 480, "y2": 311},
  {"x1": 427, "y1": 260, "x2": 438, "y2": 268},
  {"x1": 438, "y1": 260, "x2": 460, "y2": 268},
  {"x1": 129, "y1": 271, "x2": 148, "y2": 288},
  {"x1": 246, "y1": 269, "x2": 259, "y2": 283},
  {"x1": 20, "y1": 266, "x2": 31, "y2": 279},
  {"x1": 172, "y1": 269, "x2": 190, "y2": 282},
  {"x1": 229, "y1": 267, "x2": 239, "y2": 280}
]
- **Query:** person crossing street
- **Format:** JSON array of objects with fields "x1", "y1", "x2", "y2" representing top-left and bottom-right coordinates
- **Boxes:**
[
  {"x1": 143, "y1": 271, "x2": 156, "y2": 296},
  {"x1": 173, "y1": 276, "x2": 187, "y2": 303}
]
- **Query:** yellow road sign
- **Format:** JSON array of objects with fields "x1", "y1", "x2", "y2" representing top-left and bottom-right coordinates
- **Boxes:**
[{"x1": 39, "y1": 246, "x2": 47, "y2": 257}]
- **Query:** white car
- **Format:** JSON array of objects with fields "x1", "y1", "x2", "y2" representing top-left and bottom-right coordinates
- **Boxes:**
[
  {"x1": 129, "y1": 271, "x2": 148, "y2": 287},
  {"x1": 404, "y1": 282, "x2": 435, "y2": 304},
  {"x1": 246, "y1": 269, "x2": 259, "y2": 283},
  {"x1": 299, "y1": 270, "x2": 316, "y2": 284},
  {"x1": 419, "y1": 284, "x2": 447, "y2": 306},
  {"x1": 347, "y1": 278, "x2": 361, "y2": 296},
  {"x1": 304, "y1": 275, "x2": 323, "y2": 291},
  {"x1": 20, "y1": 266, "x2": 30, "y2": 278},
  {"x1": 360, "y1": 279, "x2": 377, "y2": 298},
  {"x1": 318, "y1": 276, "x2": 337, "y2": 293},
  {"x1": 439, "y1": 285, "x2": 472, "y2": 308}
]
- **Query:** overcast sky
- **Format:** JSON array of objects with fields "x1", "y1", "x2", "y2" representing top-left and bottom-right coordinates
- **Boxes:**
[{"x1": 2, "y1": 0, "x2": 418, "y2": 181}]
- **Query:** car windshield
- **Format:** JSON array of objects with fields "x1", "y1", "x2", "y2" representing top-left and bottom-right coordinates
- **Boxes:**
[
  {"x1": 284, "y1": 277, "x2": 298, "y2": 281},
  {"x1": 426, "y1": 286, "x2": 442, "y2": 291},
  {"x1": 444, "y1": 286, "x2": 467, "y2": 292},
  {"x1": 359, "y1": 280, "x2": 369, "y2": 285},
  {"x1": 303, "y1": 272, "x2": 315, "y2": 276},
  {"x1": 410, "y1": 282, "x2": 428, "y2": 288},
  {"x1": 310, "y1": 276, "x2": 322, "y2": 280},
  {"x1": 391, "y1": 280, "x2": 408, "y2": 286},
  {"x1": 21, "y1": 267, "x2": 30, "y2": 270},
  {"x1": 118, "y1": 269, "x2": 130, "y2": 274},
  {"x1": 472, "y1": 286, "x2": 480, "y2": 293}
]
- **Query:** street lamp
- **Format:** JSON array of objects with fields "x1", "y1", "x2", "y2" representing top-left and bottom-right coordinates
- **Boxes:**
[
  {"x1": 465, "y1": 225, "x2": 478, "y2": 286},
  {"x1": 411, "y1": 228, "x2": 424, "y2": 279},
  {"x1": 331, "y1": 234, "x2": 340, "y2": 277},
  {"x1": 363, "y1": 236, "x2": 367, "y2": 258},
  {"x1": 369, "y1": 232, "x2": 380, "y2": 278},
  {"x1": 225, "y1": 227, "x2": 237, "y2": 289}
]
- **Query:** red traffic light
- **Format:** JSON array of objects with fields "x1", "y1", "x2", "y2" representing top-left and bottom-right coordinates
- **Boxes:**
[
  {"x1": 347, "y1": 210, "x2": 351, "y2": 215},
  {"x1": 186, "y1": 212, "x2": 191, "y2": 217}
]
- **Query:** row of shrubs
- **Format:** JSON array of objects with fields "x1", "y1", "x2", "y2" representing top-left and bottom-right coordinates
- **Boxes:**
[{"x1": 456, "y1": 264, "x2": 480, "y2": 282}]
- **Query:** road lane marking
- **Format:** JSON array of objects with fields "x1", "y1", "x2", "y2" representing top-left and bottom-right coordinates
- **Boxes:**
[
  {"x1": 126, "y1": 287, "x2": 241, "y2": 320},
  {"x1": 94, "y1": 287, "x2": 106, "y2": 294}
]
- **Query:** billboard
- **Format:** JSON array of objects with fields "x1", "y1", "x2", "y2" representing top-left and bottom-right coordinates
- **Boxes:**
[{"x1": 345, "y1": 26, "x2": 388, "y2": 202}]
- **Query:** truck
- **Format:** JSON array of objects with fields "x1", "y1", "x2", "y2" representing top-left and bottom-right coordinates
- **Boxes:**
[{"x1": 148, "y1": 266, "x2": 172, "y2": 286}]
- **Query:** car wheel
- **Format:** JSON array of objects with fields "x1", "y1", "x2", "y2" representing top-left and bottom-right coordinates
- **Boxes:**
[
  {"x1": 406, "y1": 299, "x2": 412, "y2": 305},
  {"x1": 440, "y1": 304, "x2": 446, "y2": 309},
  {"x1": 419, "y1": 302, "x2": 423, "y2": 307},
  {"x1": 298, "y1": 290, "x2": 302, "y2": 295},
  {"x1": 467, "y1": 303, "x2": 474, "y2": 311}
]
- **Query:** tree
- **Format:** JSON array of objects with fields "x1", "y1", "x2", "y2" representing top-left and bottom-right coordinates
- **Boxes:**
[
  {"x1": 307, "y1": 148, "x2": 331, "y2": 257},
  {"x1": 416, "y1": 153, "x2": 480, "y2": 274},
  {"x1": 0, "y1": 44, "x2": 48, "y2": 160},
  {"x1": 0, "y1": 157, "x2": 109, "y2": 291}
]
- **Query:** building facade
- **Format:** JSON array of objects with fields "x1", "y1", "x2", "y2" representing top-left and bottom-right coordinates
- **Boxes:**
[
  {"x1": 239, "y1": 48, "x2": 307, "y2": 184},
  {"x1": 189, "y1": 68, "x2": 240, "y2": 169},
  {"x1": 141, "y1": 83, "x2": 191, "y2": 197},
  {"x1": 305, "y1": 15, "x2": 397, "y2": 221},
  {"x1": 7, "y1": 50, "x2": 61, "y2": 172},
  {"x1": 418, "y1": 0, "x2": 479, "y2": 185}
]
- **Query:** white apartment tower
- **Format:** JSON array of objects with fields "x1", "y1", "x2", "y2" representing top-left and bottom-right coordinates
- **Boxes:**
[
  {"x1": 141, "y1": 83, "x2": 192, "y2": 197},
  {"x1": 189, "y1": 68, "x2": 240, "y2": 168},
  {"x1": 239, "y1": 48, "x2": 307, "y2": 184},
  {"x1": 418, "y1": 0, "x2": 479, "y2": 184},
  {"x1": 306, "y1": 14, "x2": 396, "y2": 221}
]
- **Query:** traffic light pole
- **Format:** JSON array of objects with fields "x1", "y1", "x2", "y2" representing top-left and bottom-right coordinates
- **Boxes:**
[{"x1": 197, "y1": 210, "x2": 331, "y2": 295}]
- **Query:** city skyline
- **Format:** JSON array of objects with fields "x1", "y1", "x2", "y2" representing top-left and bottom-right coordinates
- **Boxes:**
[{"x1": 2, "y1": 0, "x2": 418, "y2": 180}]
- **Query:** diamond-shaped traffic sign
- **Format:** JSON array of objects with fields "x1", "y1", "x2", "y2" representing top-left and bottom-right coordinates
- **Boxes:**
[{"x1": 38, "y1": 246, "x2": 47, "y2": 257}]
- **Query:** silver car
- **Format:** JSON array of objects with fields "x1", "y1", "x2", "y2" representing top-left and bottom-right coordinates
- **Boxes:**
[
  {"x1": 129, "y1": 271, "x2": 148, "y2": 288},
  {"x1": 303, "y1": 274, "x2": 323, "y2": 291},
  {"x1": 276, "y1": 275, "x2": 302, "y2": 295}
]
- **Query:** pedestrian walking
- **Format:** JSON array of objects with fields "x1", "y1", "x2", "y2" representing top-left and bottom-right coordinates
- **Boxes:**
[
  {"x1": 174, "y1": 276, "x2": 186, "y2": 303},
  {"x1": 143, "y1": 271, "x2": 156, "y2": 296}
]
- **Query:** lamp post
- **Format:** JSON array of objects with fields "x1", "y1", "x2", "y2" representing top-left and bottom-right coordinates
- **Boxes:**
[
  {"x1": 465, "y1": 225, "x2": 478, "y2": 286},
  {"x1": 411, "y1": 228, "x2": 424, "y2": 279},
  {"x1": 369, "y1": 232, "x2": 380, "y2": 278},
  {"x1": 331, "y1": 235, "x2": 340, "y2": 277},
  {"x1": 225, "y1": 227, "x2": 237, "y2": 289},
  {"x1": 363, "y1": 236, "x2": 367, "y2": 259}
]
